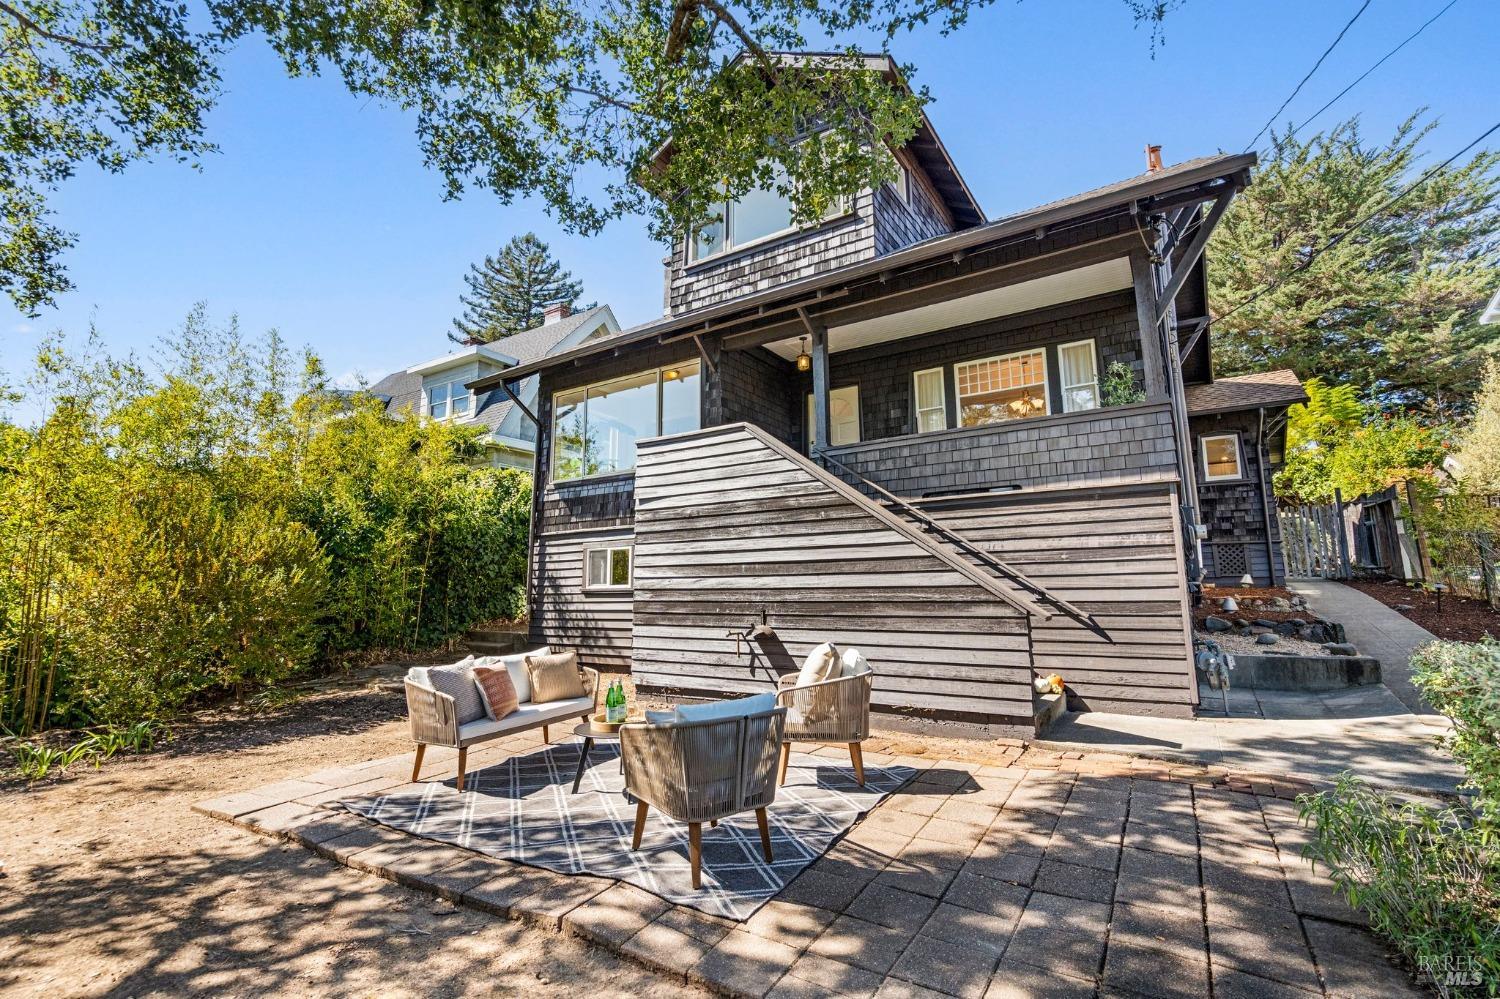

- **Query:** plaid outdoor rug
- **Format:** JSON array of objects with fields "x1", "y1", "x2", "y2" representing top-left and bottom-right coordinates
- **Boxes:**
[{"x1": 337, "y1": 742, "x2": 914, "y2": 919}]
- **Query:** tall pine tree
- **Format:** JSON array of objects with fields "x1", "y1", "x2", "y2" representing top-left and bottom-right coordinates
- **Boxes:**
[
  {"x1": 1208, "y1": 113, "x2": 1500, "y2": 416},
  {"x1": 450, "y1": 234, "x2": 586, "y2": 344}
]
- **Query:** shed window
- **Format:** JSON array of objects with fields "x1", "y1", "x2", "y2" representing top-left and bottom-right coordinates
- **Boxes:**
[
  {"x1": 1057, "y1": 339, "x2": 1100, "y2": 413},
  {"x1": 585, "y1": 546, "x2": 632, "y2": 590},
  {"x1": 1201, "y1": 433, "x2": 1243, "y2": 481},
  {"x1": 806, "y1": 386, "x2": 861, "y2": 448},
  {"x1": 955, "y1": 349, "x2": 1049, "y2": 425},
  {"x1": 551, "y1": 361, "x2": 701, "y2": 481},
  {"x1": 913, "y1": 367, "x2": 947, "y2": 433}
]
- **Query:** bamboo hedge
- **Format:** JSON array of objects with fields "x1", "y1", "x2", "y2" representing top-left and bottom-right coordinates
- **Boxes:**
[{"x1": 0, "y1": 313, "x2": 530, "y2": 734}]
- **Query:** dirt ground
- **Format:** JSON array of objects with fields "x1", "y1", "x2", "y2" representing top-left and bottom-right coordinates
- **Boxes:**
[
  {"x1": 0, "y1": 685, "x2": 701, "y2": 999},
  {"x1": 1346, "y1": 576, "x2": 1500, "y2": 643}
]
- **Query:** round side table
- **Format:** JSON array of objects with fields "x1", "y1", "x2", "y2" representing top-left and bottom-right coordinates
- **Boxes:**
[{"x1": 570, "y1": 721, "x2": 623, "y2": 794}]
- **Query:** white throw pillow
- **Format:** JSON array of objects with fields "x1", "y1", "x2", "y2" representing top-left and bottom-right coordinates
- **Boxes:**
[
  {"x1": 841, "y1": 648, "x2": 873, "y2": 677},
  {"x1": 796, "y1": 642, "x2": 841, "y2": 688},
  {"x1": 674, "y1": 692, "x2": 777, "y2": 724},
  {"x1": 405, "y1": 666, "x2": 432, "y2": 688},
  {"x1": 493, "y1": 646, "x2": 548, "y2": 704}
]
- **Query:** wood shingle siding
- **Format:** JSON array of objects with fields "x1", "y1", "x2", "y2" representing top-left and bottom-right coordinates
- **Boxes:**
[
  {"x1": 529, "y1": 530, "x2": 635, "y2": 672},
  {"x1": 1191, "y1": 409, "x2": 1286, "y2": 585},
  {"x1": 827, "y1": 402, "x2": 1178, "y2": 497},
  {"x1": 630, "y1": 424, "x2": 1035, "y2": 734},
  {"x1": 920, "y1": 483, "x2": 1196, "y2": 718},
  {"x1": 873, "y1": 179, "x2": 951, "y2": 255}
]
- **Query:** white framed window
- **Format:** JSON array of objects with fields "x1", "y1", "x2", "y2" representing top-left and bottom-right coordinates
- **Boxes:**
[
  {"x1": 955, "y1": 349, "x2": 1049, "y2": 426},
  {"x1": 584, "y1": 545, "x2": 632, "y2": 590},
  {"x1": 879, "y1": 143, "x2": 913, "y2": 204},
  {"x1": 806, "y1": 385, "x2": 861, "y2": 448},
  {"x1": 1057, "y1": 339, "x2": 1101, "y2": 413},
  {"x1": 1200, "y1": 433, "x2": 1243, "y2": 482},
  {"x1": 689, "y1": 162, "x2": 848, "y2": 262},
  {"x1": 551, "y1": 361, "x2": 701, "y2": 482},
  {"x1": 913, "y1": 367, "x2": 947, "y2": 433},
  {"x1": 425, "y1": 379, "x2": 473, "y2": 421}
]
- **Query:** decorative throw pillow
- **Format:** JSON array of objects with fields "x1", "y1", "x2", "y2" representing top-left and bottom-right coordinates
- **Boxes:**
[
  {"x1": 472, "y1": 666, "x2": 520, "y2": 721},
  {"x1": 525, "y1": 650, "x2": 586, "y2": 704},
  {"x1": 674, "y1": 692, "x2": 777, "y2": 724},
  {"x1": 496, "y1": 647, "x2": 547, "y2": 703},
  {"x1": 796, "y1": 642, "x2": 841, "y2": 688},
  {"x1": 840, "y1": 648, "x2": 873, "y2": 677},
  {"x1": 427, "y1": 656, "x2": 486, "y2": 724}
]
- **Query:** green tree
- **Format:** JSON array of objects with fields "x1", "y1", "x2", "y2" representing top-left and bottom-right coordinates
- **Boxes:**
[
  {"x1": 1276, "y1": 377, "x2": 1447, "y2": 502},
  {"x1": 1209, "y1": 114, "x2": 1500, "y2": 415},
  {"x1": 2, "y1": 1, "x2": 1175, "y2": 316},
  {"x1": 451, "y1": 234, "x2": 586, "y2": 345},
  {"x1": 1453, "y1": 359, "x2": 1500, "y2": 493}
]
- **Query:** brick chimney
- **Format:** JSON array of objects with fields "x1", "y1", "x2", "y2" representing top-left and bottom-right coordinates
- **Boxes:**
[
  {"x1": 543, "y1": 301, "x2": 572, "y2": 325},
  {"x1": 1145, "y1": 144, "x2": 1163, "y2": 173}
]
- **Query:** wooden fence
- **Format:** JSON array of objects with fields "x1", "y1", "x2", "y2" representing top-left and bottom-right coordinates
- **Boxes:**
[{"x1": 1277, "y1": 499, "x2": 1351, "y2": 579}]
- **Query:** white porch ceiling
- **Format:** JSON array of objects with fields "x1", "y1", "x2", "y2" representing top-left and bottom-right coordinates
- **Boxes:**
[{"x1": 763, "y1": 256, "x2": 1133, "y2": 360}]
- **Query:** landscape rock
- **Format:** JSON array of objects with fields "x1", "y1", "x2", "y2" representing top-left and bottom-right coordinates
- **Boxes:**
[
  {"x1": 1274, "y1": 621, "x2": 1303, "y2": 637},
  {"x1": 1322, "y1": 643, "x2": 1358, "y2": 656},
  {"x1": 1252, "y1": 618, "x2": 1278, "y2": 629},
  {"x1": 1394, "y1": 603, "x2": 1414, "y2": 612},
  {"x1": 1256, "y1": 633, "x2": 1279, "y2": 645},
  {"x1": 1203, "y1": 616, "x2": 1231, "y2": 633},
  {"x1": 1270, "y1": 597, "x2": 1292, "y2": 610}
]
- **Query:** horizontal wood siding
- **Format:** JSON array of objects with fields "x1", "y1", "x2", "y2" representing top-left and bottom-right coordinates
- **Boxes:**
[
  {"x1": 631, "y1": 425, "x2": 1035, "y2": 733},
  {"x1": 920, "y1": 483, "x2": 1196, "y2": 718},
  {"x1": 530, "y1": 529, "x2": 634, "y2": 672}
]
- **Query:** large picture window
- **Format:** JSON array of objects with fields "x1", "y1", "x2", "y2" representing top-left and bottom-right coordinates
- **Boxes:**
[
  {"x1": 955, "y1": 350, "x2": 1049, "y2": 426},
  {"x1": 551, "y1": 361, "x2": 701, "y2": 481},
  {"x1": 1057, "y1": 339, "x2": 1100, "y2": 413}
]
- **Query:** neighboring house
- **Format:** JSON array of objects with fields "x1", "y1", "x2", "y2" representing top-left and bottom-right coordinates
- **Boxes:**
[
  {"x1": 468, "y1": 54, "x2": 1305, "y2": 735},
  {"x1": 370, "y1": 304, "x2": 620, "y2": 468}
]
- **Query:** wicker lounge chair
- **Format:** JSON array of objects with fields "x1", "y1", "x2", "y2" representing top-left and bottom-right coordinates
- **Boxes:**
[
  {"x1": 775, "y1": 652, "x2": 874, "y2": 786},
  {"x1": 620, "y1": 697, "x2": 786, "y2": 889},
  {"x1": 405, "y1": 652, "x2": 599, "y2": 792}
]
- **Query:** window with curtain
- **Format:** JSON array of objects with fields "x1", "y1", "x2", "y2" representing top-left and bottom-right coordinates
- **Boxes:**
[
  {"x1": 913, "y1": 368, "x2": 947, "y2": 432},
  {"x1": 550, "y1": 361, "x2": 701, "y2": 481},
  {"x1": 955, "y1": 350, "x2": 1048, "y2": 426},
  {"x1": 1057, "y1": 340, "x2": 1100, "y2": 413}
]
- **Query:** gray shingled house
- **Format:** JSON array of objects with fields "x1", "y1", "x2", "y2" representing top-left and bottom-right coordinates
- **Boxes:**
[
  {"x1": 468, "y1": 57, "x2": 1307, "y2": 735},
  {"x1": 369, "y1": 304, "x2": 620, "y2": 468}
]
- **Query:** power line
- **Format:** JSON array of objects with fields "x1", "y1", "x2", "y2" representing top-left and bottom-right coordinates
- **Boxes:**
[
  {"x1": 1282, "y1": 0, "x2": 1462, "y2": 145},
  {"x1": 1243, "y1": 0, "x2": 1372, "y2": 152},
  {"x1": 1214, "y1": 119, "x2": 1500, "y2": 330}
]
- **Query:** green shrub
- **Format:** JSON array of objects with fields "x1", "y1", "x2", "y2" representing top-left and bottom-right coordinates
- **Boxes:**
[
  {"x1": 1300, "y1": 639, "x2": 1500, "y2": 991},
  {"x1": 0, "y1": 313, "x2": 533, "y2": 733},
  {"x1": 1100, "y1": 361, "x2": 1145, "y2": 407}
]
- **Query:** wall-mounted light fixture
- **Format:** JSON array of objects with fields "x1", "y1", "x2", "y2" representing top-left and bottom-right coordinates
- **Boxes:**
[{"x1": 795, "y1": 337, "x2": 812, "y2": 373}]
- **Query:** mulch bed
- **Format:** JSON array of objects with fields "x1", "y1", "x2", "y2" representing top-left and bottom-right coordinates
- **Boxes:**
[
  {"x1": 1345, "y1": 577, "x2": 1500, "y2": 643},
  {"x1": 1193, "y1": 585, "x2": 1317, "y2": 626}
]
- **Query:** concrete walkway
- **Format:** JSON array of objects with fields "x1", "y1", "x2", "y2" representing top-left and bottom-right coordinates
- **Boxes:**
[
  {"x1": 1288, "y1": 579, "x2": 1441, "y2": 716},
  {"x1": 1043, "y1": 580, "x2": 1462, "y2": 797}
]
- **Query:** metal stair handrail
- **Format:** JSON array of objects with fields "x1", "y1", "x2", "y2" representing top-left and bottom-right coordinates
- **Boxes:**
[{"x1": 814, "y1": 449, "x2": 1102, "y2": 632}]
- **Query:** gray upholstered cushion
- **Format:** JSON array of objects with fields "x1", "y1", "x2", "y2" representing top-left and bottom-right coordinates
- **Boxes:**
[
  {"x1": 796, "y1": 643, "x2": 841, "y2": 687},
  {"x1": 674, "y1": 692, "x2": 777, "y2": 724},
  {"x1": 427, "y1": 656, "x2": 486, "y2": 724},
  {"x1": 840, "y1": 648, "x2": 872, "y2": 677}
]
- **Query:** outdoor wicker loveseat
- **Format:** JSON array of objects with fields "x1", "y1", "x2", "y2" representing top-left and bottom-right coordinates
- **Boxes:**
[{"x1": 405, "y1": 647, "x2": 599, "y2": 792}]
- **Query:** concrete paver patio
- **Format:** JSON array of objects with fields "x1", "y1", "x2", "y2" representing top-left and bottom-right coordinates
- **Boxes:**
[{"x1": 198, "y1": 731, "x2": 1425, "y2": 998}]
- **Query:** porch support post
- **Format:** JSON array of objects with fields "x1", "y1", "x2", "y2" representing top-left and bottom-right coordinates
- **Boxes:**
[
  {"x1": 1130, "y1": 250, "x2": 1169, "y2": 402},
  {"x1": 810, "y1": 323, "x2": 831, "y2": 456}
]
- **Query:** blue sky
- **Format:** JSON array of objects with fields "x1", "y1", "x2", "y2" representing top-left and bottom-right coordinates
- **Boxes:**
[{"x1": 3, "y1": 0, "x2": 1495, "y2": 395}]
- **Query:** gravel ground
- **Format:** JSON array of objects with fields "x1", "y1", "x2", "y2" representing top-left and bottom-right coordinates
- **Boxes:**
[
  {"x1": 1199, "y1": 629, "x2": 1334, "y2": 656},
  {"x1": 0, "y1": 684, "x2": 701, "y2": 999}
]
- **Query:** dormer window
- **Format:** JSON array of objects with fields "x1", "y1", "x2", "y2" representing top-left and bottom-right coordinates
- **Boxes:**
[
  {"x1": 689, "y1": 163, "x2": 847, "y2": 262},
  {"x1": 427, "y1": 378, "x2": 473, "y2": 421}
]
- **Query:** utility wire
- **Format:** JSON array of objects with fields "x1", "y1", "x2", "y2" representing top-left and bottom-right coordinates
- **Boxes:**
[
  {"x1": 1214, "y1": 119, "x2": 1500, "y2": 330},
  {"x1": 1280, "y1": 0, "x2": 1462, "y2": 147},
  {"x1": 1243, "y1": 0, "x2": 1373, "y2": 152}
]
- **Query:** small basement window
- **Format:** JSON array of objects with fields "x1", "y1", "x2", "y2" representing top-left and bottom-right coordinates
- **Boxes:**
[
  {"x1": 585, "y1": 546, "x2": 632, "y2": 590},
  {"x1": 1200, "y1": 433, "x2": 1243, "y2": 482}
]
